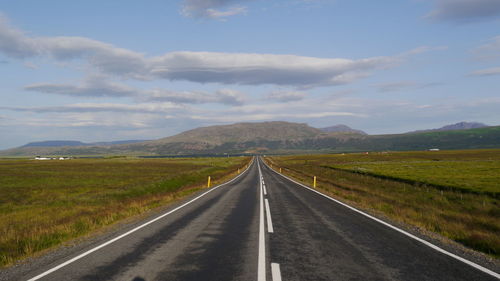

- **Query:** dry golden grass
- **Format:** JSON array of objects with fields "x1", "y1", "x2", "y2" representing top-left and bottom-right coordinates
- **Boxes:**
[{"x1": 0, "y1": 157, "x2": 250, "y2": 267}]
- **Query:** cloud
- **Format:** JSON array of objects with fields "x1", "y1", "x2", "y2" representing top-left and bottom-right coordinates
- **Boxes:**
[
  {"x1": 374, "y1": 81, "x2": 443, "y2": 92},
  {"x1": 473, "y1": 35, "x2": 500, "y2": 60},
  {"x1": 189, "y1": 111, "x2": 362, "y2": 123},
  {"x1": 0, "y1": 15, "x2": 147, "y2": 77},
  {"x1": 265, "y1": 91, "x2": 306, "y2": 102},
  {"x1": 186, "y1": 95, "x2": 370, "y2": 124},
  {"x1": 24, "y1": 76, "x2": 246, "y2": 105},
  {"x1": 7, "y1": 112, "x2": 161, "y2": 129},
  {"x1": 375, "y1": 81, "x2": 416, "y2": 93},
  {"x1": 150, "y1": 51, "x2": 396, "y2": 88},
  {"x1": 0, "y1": 15, "x2": 404, "y2": 88},
  {"x1": 0, "y1": 16, "x2": 38, "y2": 58},
  {"x1": 426, "y1": 0, "x2": 500, "y2": 22},
  {"x1": 24, "y1": 77, "x2": 137, "y2": 98},
  {"x1": 23, "y1": 61, "x2": 38, "y2": 69},
  {"x1": 181, "y1": 0, "x2": 249, "y2": 19},
  {"x1": 204, "y1": 6, "x2": 247, "y2": 19},
  {"x1": 146, "y1": 88, "x2": 245, "y2": 105},
  {"x1": 469, "y1": 67, "x2": 500, "y2": 76},
  {"x1": 0, "y1": 102, "x2": 181, "y2": 114}
]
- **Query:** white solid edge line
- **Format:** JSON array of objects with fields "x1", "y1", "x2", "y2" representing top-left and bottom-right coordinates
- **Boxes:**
[
  {"x1": 262, "y1": 160, "x2": 500, "y2": 279},
  {"x1": 257, "y1": 160, "x2": 266, "y2": 281},
  {"x1": 264, "y1": 199, "x2": 274, "y2": 233},
  {"x1": 26, "y1": 158, "x2": 256, "y2": 281},
  {"x1": 271, "y1": 263, "x2": 282, "y2": 281}
]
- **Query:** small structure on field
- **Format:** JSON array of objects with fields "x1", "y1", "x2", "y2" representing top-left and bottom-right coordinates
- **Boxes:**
[
  {"x1": 34, "y1": 156, "x2": 73, "y2": 160},
  {"x1": 35, "y1": 156, "x2": 51, "y2": 160}
]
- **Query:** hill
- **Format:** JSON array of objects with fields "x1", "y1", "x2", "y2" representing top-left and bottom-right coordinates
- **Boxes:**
[
  {"x1": 152, "y1": 121, "x2": 323, "y2": 145},
  {"x1": 407, "y1": 122, "x2": 488, "y2": 134},
  {"x1": 1, "y1": 122, "x2": 499, "y2": 156},
  {"x1": 22, "y1": 141, "x2": 86, "y2": 147},
  {"x1": 123, "y1": 121, "x2": 328, "y2": 155},
  {"x1": 319, "y1": 124, "x2": 366, "y2": 135}
]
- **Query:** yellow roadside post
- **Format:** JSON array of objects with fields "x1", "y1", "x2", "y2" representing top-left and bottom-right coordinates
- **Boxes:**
[
  {"x1": 279, "y1": 168, "x2": 282, "y2": 173},
  {"x1": 207, "y1": 176, "x2": 211, "y2": 188},
  {"x1": 238, "y1": 168, "x2": 240, "y2": 174},
  {"x1": 313, "y1": 176, "x2": 317, "y2": 188}
]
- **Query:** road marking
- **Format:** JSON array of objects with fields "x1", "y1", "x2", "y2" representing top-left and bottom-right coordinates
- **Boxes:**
[
  {"x1": 264, "y1": 198, "x2": 274, "y2": 233},
  {"x1": 262, "y1": 159, "x2": 500, "y2": 279},
  {"x1": 271, "y1": 263, "x2": 282, "y2": 281},
  {"x1": 263, "y1": 183, "x2": 267, "y2": 195},
  {"x1": 26, "y1": 158, "x2": 255, "y2": 281},
  {"x1": 257, "y1": 160, "x2": 266, "y2": 281}
]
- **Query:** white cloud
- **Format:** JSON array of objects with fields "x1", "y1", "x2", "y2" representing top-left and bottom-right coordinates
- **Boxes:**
[
  {"x1": 375, "y1": 81, "x2": 416, "y2": 93},
  {"x1": 25, "y1": 76, "x2": 137, "y2": 98},
  {"x1": 25, "y1": 76, "x2": 246, "y2": 105},
  {"x1": 190, "y1": 111, "x2": 361, "y2": 123},
  {"x1": 469, "y1": 67, "x2": 500, "y2": 76},
  {"x1": 9, "y1": 112, "x2": 159, "y2": 129},
  {"x1": 426, "y1": 0, "x2": 500, "y2": 22},
  {"x1": 0, "y1": 16, "x2": 404, "y2": 88},
  {"x1": 150, "y1": 51, "x2": 395, "y2": 87},
  {"x1": 265, "y1": 90, "x2": 306, "y2": 102},
  {"x1": 0, "y1": 15, "x2": 147, "y2": 77},
  {"x1": 181, "y1": 0, "x2": 249, "y2": 19},
  {"x1": 0, "y1": 102, "x2": 181, "y2": 114},
  {"x1": 374, "y1": 81, "x2": 443, "y2": 92},
  {"x1": 205, "y1": 6, "x2": 247, "y2": 19},
  {"x1": 146, "y1": 88, "x2": 245, "y2": 105},
  {"x1": 185, "y1": 96, "x2": 370, "y2": 124}
]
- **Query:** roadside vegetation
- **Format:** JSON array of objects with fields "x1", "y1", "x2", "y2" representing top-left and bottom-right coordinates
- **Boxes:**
[
  {"x1": 0, "y1": 157, "x2": 250, "y2": 267},
  {"x1": 266, "y1": 149, "x2": 500, "y2": 258}
]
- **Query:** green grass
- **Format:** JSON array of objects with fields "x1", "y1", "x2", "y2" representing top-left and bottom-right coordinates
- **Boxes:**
[
  {"x1": 0, "y1": 157, "x2": 250, "y2": 267},
  {"x1": 267, "y1": 149, "x2": 500, "y2": 258},
  {"x1": 334, "y1": 160, "x2": 499, "y2": 194}
]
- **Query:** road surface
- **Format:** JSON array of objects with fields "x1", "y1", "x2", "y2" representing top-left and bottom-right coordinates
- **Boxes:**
[{"x1": 5, "y1": 157, "x2": 499, "y2": 281}]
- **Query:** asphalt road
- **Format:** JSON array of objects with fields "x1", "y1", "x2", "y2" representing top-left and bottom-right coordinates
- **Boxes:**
[{"x1": 6, "y1": 157, "x2": 499, "y2": 281}]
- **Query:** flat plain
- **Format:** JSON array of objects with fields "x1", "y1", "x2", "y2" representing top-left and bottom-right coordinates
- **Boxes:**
[
  {"x1": 267, "y1": 149, "x2": 500, "y2": 258},
  {"x1": 0, "y1": 157, "x2": 250, "y2": 267}
]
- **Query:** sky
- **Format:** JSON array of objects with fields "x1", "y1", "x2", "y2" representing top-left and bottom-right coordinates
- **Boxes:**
[{"x1": 0, "y1": 0, "x2": 499, "y2": 149}]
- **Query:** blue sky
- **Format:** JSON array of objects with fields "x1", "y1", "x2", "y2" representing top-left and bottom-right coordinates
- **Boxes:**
[{"x1": 1, "y1": 0, "x2": 499, "y2": 149}]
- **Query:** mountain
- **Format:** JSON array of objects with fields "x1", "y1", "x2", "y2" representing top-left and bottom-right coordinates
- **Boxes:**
[
  {"x1": 437, "y1": 122, "x2": 487, "y2": 131},
  {"x1": 319, "y1": 124, "x2": 367, "y2": 135},
  {"x1": 89, "y1": 140, "x2": 150, "y2": 146},
  {"x1": 152, "y1": 121, "x2": 323, "y2": 145},
  {"x1": 407, "y1": 122, "x2": 488, "y2": 134},
  {"x1": 22, "y1": 140, "x2": 86, "y2": 147},
  {"x1": 1, "y1": 122, "x2": 499, "y2": 156},
  {"x1": 126, "y1": 121, "x2": 328, "y2": 155}
]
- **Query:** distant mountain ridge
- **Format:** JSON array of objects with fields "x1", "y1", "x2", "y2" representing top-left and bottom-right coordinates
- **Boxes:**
[
  {"x1": 22, "y1": 141, "x2": 86, "y2": 147},
  {"x1": 319, "y1": 124, "x2": 367, "y2": 135},
  {"x1": 1, "y1": 121, "x2": 499, "y2": 156},
  {"x1": 407, "y1": 122, "x2": 488, "y2": 134}
]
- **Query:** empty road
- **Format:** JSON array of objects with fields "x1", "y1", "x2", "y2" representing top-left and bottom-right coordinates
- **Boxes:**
[{"x1": 6, "y1": 157, "x2": 499, "y2": 281}]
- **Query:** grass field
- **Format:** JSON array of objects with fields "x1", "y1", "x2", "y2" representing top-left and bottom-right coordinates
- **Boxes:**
[
  {"x1": 0, "y1": 157, "x2": 250, "y2": 267},
  {"x1": 266, "y1": 149, "x2": 500, "y2": 258}
]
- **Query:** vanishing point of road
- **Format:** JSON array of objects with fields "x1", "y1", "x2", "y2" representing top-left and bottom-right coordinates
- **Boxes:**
[{"x1": 6, "y1": 157, "x2": 499, "y2": 281}]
